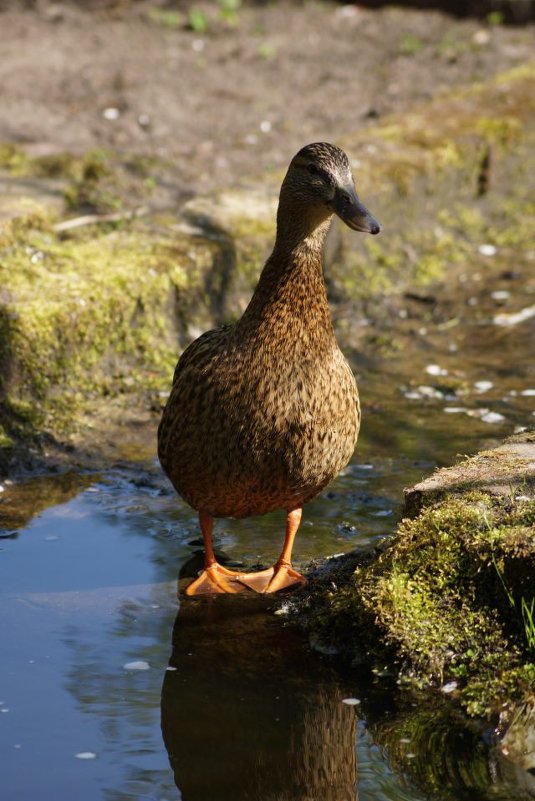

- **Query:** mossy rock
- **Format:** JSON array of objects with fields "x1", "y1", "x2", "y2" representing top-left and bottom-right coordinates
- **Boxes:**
[
  {"x1": 0, "y1": 210, "x2": 261, "y2": 470},
  {"x1": 298, "y1": 431, "x2": 535, "y2": 720}
]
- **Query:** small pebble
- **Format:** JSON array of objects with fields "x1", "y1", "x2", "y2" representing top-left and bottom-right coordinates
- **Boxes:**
[
  {"x1": 444, "y1": 407, "x2": 468, "y2": 414},
  {"x1": 425, "y1": 364, "x2": 448, "y2": 377},
  {"x1": 473, "y1": 29, "x2": 491, "y2": 45},
  {"x1": 491, "y1": 290, "x2": 510, "y2": 302},
  {"x1": 480, "y1": 411, "x2": 505, "y2": 424},
  {"x1": 102, "y1": 107, "x2": 120, "y2": 121},
  {"x1": 478, "y1": 244, "x2": 497, "y2": 256},
  {"x1": 191, "y1": 38, "x2": 205, "y2": 52},
  {"x1": 259, "y1": 120, "x2": 272, "y2": 133},
  {"x1": 474, "y1": 380, "x2": 493, "y2": 393}
]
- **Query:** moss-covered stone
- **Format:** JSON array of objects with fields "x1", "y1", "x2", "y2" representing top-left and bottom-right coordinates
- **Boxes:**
[{"x1": 298, "y1": 432, "x2": 535, "y2": 719}]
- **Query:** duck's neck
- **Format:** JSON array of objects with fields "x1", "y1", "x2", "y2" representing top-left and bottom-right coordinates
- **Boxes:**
[{"x1": 237, "y1": 210, "x2": 335, "y2": 343}]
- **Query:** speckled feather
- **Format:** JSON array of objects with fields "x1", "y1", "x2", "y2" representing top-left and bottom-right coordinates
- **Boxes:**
[{"x1": 158, "y1": 143, "x2": 362, "y2": 519}]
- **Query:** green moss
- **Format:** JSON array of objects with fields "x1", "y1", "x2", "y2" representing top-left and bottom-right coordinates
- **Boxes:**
[
  {"x1": 0, "y1": 215, "x2": 241, "y2": 439},
  {"x1": 300, "y1": 490, "x2": 535, "y2": 718}
]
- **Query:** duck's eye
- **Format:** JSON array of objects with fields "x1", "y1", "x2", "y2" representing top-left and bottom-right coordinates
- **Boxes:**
[{"x1": 308, "y1": 163, "x2": 320, "y2": 176}]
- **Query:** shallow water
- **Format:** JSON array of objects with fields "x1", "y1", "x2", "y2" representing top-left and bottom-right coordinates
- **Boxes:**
[{"x1": 1, "y1": 260, "x2": 534, "y2": 801}]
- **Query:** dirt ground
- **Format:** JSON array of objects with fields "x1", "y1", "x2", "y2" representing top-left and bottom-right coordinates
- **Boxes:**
[{"x1": 0, "y1": 0, "x2": 533, "y2": 199}]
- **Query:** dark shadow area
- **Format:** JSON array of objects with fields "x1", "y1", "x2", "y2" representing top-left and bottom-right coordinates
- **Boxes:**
[{"x1": 349, "y1": 0, "x2": 534, "y2": 24}]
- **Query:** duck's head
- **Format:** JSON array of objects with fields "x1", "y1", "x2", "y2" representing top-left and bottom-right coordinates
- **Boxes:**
[{"x1": 280, "y1": 142, "x2": 381, "y2": 236}]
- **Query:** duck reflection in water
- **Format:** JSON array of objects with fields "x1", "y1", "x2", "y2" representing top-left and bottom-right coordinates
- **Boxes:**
[{"x1": 161, "y1": 593, "x2": 358, "y2": 801}]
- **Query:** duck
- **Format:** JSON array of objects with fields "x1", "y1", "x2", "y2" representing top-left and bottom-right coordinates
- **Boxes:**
[{"x1": 158, "y1": 142, "x2": 380, "y2": 595}]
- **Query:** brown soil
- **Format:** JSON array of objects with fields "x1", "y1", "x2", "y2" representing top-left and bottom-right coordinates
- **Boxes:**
[{"x1": 0, "y1": 1, "x2": 533, "y2": 199}]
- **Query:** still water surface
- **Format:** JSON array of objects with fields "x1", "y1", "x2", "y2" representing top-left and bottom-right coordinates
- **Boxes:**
[{"x1": 1, "y1": 267, "x2": 534, "y2": 801}]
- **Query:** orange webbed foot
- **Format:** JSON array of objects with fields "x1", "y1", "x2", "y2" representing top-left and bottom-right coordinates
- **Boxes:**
[
  {"x1": 185, "y1": 563, "x2": 247, "y2": 596},
  {"x1": 236, "y1": 563, "x2": 306, "y2": 594}
]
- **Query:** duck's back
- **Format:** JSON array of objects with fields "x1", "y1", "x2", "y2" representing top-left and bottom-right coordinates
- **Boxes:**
[{"x1": 157, "y1": 317, "x2": 360, "y2": 519}]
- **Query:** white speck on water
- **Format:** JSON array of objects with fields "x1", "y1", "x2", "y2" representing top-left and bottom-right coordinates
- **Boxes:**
[
  {"x1": 259, "y1": 120, "x2": 272, "y2": 133},
  {"x1": 425, "y1": 364, "x2": 448, "y2": 377},
  {"x1": 521, "y1": 389, "x2": 535, "y2": 396},
  {"x1": 491, "y1": 290, "x2": 510, "y2": 302},
  {"x1": 150, "y1": 604, "x2": 160, "y2": 609},
  {"x1": 123, "y1": 661, "x2": 150, "y2": 671},
  {"x1": 342, "y1": 698, "x2": 361, "y2": 706},
  {"x1": 441, "y1": 681, "x2": 458, "y2": 694},
  {"x1": 444, "y1": 407, "x2": 468, "y2": 414},
  {"x1": 45, "y1": 536, "x2": 60, "y2": 541},
  {"x1": 356, "y1": 463, "x2": 374, "y2": 470},
  {"x1": 165, "y1": 666, "x2": 177, "y2": 672},
  {"x1": 494, "y1": 305, "x2": 535, "y2": 327},
  {"x1": 481, "y1": 411, "x2": 506, "y2": 424},
  {"x1": 474, "y1": 380, "x2": 493, "y2": 393},
  {"x1": 75, "y1": 752, "x2": 97, "y2": 760},
  {"x1": 14, "y1": 744, "x2": 21, "y2": 749},
  {"x1": 1, "y1": 708, "x2": 10, "y2": 713},
  {"x1": 373, "y1": 510, "x2": 392, "y2": 517},
  {"x1": 102, "y1": 107, "x2": 120, "y2": 121},
  {"x1": 478, "y1": 243, "x2": 497, "y2": 256}
]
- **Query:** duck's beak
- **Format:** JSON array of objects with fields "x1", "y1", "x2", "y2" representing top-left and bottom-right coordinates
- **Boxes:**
[{"x1": 331, "y1": 183, "x2": 381, "y2": 235}]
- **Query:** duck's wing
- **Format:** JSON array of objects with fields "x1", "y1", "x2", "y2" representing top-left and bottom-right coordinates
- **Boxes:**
[{"x1": 171, "y1": 324, "x2": 232, "y2": 386}]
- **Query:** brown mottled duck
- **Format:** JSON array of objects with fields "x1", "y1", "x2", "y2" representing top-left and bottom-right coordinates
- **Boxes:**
[{"x1": 158, "y1": 142, "x2": 380, "y2": 595}]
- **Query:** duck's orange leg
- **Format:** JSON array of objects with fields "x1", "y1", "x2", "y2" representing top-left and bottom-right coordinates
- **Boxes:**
[
  {"x1": 185, "y1": 512, "x2": 246, "y2": 595},
  {"x1": 236, "y1": 507, "x2": 307, "y2": 594}
]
